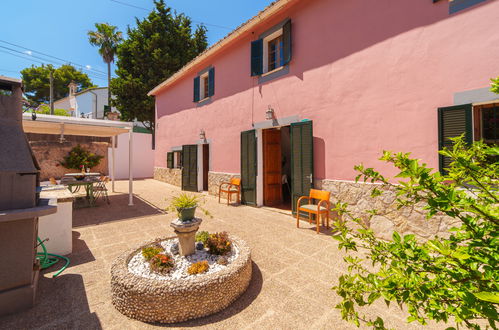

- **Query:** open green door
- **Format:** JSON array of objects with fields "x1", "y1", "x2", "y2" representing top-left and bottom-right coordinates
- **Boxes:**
[
  {"x1": 241, "y1": 130, "x2": 257, "y2": 205},
  {"x1": 291, "y1": 120, "x2": 314, "y2": 214},
  {"x1": 182, "y1": 145, "x2": 198, "y2": 192}
]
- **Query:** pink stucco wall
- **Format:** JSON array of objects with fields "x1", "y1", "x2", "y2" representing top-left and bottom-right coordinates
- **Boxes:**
[{"x1": 155, "y1": 0, "x2": 499, "y2": 181}]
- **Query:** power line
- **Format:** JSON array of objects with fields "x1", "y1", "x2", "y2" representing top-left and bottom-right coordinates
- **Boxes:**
[
  {"x1": 109, "y1": 0, "x2": 234, "y2": 30},
  {"x1": 0, "y1": 39, "x2": 108, "y2": 76},
  {"x1": 0, "y1": 49, "x2": 109, "y2": 82}
]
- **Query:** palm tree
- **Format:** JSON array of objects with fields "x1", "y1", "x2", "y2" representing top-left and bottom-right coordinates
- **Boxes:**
[{"x1": 88, "y1": 23, "x2": 122, "y2": 112}]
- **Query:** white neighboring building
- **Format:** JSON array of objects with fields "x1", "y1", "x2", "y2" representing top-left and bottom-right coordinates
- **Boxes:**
[{"x1": 54, "y1": 82, "x2": 116, "y2": 119}]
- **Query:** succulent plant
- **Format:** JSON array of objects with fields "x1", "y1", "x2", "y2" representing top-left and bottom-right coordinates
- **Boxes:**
[
  {"x1": 206, "y1": 232, "x2": 232, "y2": 256},
  {"x1": 187, "y1": 261, "x2": 209, "y2": 275}
]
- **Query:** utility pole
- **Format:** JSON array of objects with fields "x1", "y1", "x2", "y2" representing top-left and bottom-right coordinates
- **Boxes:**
[{"x1": 49, "y1": 71, "x2": 54, "y2": 115}]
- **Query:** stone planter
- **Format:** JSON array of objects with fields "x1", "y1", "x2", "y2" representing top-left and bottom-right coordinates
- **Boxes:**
[
  {"x1": 110, "y1": 235, "x2": 252, "y2": 324},
  {"x1": 170, "y1": 217, "x2": 202, "y2": 256}
]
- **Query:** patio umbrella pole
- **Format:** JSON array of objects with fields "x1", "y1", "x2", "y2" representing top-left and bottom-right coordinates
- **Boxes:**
[{"x1": 128, "y1": 128, "x2": 133, "y2": 206}]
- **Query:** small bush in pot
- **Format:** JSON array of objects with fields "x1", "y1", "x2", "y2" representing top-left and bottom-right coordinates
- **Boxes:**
[
  {"x1": 206, "y1": 232, "x2": 232, "y2": 255},
  {"x1": 167, "y1": 193, "x2": 211, "y2": 221}
]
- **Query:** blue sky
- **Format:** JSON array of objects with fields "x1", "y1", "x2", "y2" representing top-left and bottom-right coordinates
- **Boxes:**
[{"x1": 0, "y1": 0, "x2": 273, "y2": 86}]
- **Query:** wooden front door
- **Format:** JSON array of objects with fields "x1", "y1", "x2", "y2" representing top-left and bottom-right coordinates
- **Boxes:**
[
  {"x1": 181, "y1": 144, "x2": 198, "y2": 192},
  {"x1": 263, "y1": 128, "x2": 282, "y2": 206},
  {"x1": 203, "y1": 144, "x2": 209, "y2": 191}
]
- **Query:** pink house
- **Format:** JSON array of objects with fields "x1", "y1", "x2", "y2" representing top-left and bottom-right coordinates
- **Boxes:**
[{"x1": 150, "y1": 0, "x2": 498, "y2": 233}]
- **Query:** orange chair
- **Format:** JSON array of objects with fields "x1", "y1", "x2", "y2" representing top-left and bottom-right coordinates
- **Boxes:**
[
  {"x1": 296, "y1": 189, "x2": 331, "y2": 234},
  {"x1": 218, "y1": 178, "x2": 241, "y2": 205}
]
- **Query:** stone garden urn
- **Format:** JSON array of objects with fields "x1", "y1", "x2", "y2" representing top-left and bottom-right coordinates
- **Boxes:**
[{"x1": 170, "y1": 217, "x2": 202, "y2": 256}]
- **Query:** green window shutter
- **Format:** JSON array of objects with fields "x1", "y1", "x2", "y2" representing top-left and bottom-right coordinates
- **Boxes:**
[
  {"x1": 291, "y1": 120, "x2": 314, "y2": 215},
  {"x1": 208, "y1": 67, "x2": 215, "y2": 97},
  {"x1": 250, "y1": 39, "x2": 263, "y2": 76},
  {"x1": 438, "y1": 104, "x2": 473, "y2": 174},
  {"x1": 282, "y1": 19, "x2": 292, "y2": 66},
  {"x1": 167, "y1": 152, "x2": 173, "y2": 169},
  {"x1": 181, "y1": 145, "x2": 198, "y2": 192},
  {"x1": 241, "y1": 130, "x2": 257, "y2": 205},
  {"x1": 193, "y1": 76, "x2": 200, "y2": 102}
]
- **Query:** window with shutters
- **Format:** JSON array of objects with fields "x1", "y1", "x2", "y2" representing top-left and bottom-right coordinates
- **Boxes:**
[
  {"x1": 193, "y1": 67, "x2": 215, "y2": 103},
  {"x1": 251, "y1": 19, "x2": 291, "y2": 78},
  {"x1": 480, "y1": 106, "x2": 499, "y2": 143}
]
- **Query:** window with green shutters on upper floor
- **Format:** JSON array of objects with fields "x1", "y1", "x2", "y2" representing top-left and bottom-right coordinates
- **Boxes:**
[
  {"x1": 251, "y1": 19, "x2": 292, "y2": 77},
  {"x1": 193, "y1": 67, "x2": 215, "y2": 103}
]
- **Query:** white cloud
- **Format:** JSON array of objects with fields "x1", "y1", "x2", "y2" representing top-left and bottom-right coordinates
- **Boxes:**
[
  {"x1": 24, "y1": 50, "x2": 32, "y2": 56},
  {"x1": 85, "y1": 65, "x2": 92, "y2": 70}
]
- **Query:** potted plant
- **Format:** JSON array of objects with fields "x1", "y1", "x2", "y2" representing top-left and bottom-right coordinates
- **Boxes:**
[{"x1": 168, "y1": 193, "x2": 210, "y2": 221}]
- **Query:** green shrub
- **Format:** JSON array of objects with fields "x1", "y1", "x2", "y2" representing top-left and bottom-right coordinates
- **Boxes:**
[
  {"x1": 332, "y1": 136, "x2": 498, "y2": 329},
  {"x1": 195, "y1": 231, "x2": 210, "y2": 244},
  {"x1": 187, "y1": 261, "x2": 209, "y2": 275},
  {"x1": 61, "y1": 145, "x2": 104, "y2": 170},
  {"x1": 141, "y1": 245, "x2": 164, "y2": 261},
  {"x1": 206, "y1": 232, "x2": 231, "y2": 255},
  {"x1": 166, "y1": 193, "x2": 212, "y2": 218}
]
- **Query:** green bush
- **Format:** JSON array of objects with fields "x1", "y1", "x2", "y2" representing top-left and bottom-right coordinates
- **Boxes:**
[
  {"x1": 332, "y1": 136, "x2": 498, "y2": 329},
  {"x1": 141, "y1": 246, "x2": 164, "y2": 261},
  {"x1": 195, "y1": 231, "x2": 210, "y2": 244},
  {"x1": 61, "y1": 145, "x2": 104, "y2": 170}
]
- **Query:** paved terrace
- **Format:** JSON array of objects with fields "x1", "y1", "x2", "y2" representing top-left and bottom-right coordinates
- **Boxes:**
[{"x1": 0, "y1": 179, "x2": 434, "y2": 329}]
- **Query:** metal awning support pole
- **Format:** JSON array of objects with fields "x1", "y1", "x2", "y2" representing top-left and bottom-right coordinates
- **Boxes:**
[
  {"x1": 128, "y1": 128, "x2": 134, "y2": 206},
  {"x1": 111, "y1": 135, "x2": 116, "y2": 193}
]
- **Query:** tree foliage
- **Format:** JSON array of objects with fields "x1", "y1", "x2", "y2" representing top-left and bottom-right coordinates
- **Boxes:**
[
  {"x1": 333, "y1": 136, "x2": 498, "y2": 329},
  {"x1": 21, "y1": 64, "x2": 94, "y2": 106},
  {"x1": 35, "y1": 104, "x2": 70, "y2": 117},
  {"x1": 110, "y1": 0, "x2": 208, "y2": 141},
  {"x1": 491, "y1": 76, "x2": 499, "y2": 95},
  {"x1": 88, "y1": 23, "x2": 122, "y2": 107}
]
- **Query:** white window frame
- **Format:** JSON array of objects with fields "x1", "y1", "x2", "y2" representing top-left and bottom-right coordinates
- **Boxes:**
[
  {"x1": 173, "y1": 151, "x2": 182, "y2": 169},
  {"x1": 198, "y1": 72, "x2": 209, "y2": 102},
  {"x1": 262, "y1": 28, "x2": 283, "y2": 75}
]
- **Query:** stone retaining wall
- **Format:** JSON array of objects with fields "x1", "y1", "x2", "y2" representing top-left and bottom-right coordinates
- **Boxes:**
[
  {"x1": 315, "y1": 179, "x2": 458, "y2": 241},
  {"x1": 111, "y1": 235, "x2": 252, "y2": 323},
  {"x1": 154, "y1": 167, "x2": 181, "y2": 187},
  {"x1": 207, "y1": 172, "x2": 240, "y2": 196}
]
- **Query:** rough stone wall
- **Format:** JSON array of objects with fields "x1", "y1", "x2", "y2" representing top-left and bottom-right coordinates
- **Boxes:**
[
  {"x1": 154, "y1": 167, "x2": 181, "y2": 187},
  {"x1": 208, "y1": 172, "x2": 240, "y2": 196},
  {"x1": 29, "y1": 140, "x2": 108, "y2": 181},
  {"x1": 315, "y1": 179, "x2": 459, "y2": 241}
]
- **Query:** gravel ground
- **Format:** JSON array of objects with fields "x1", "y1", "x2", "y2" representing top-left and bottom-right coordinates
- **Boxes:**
[{"x1": 128, "y1": 238, "x2": 239, "y2": 280}]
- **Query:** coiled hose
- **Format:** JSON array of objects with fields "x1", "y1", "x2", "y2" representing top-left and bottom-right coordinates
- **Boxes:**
[{"x1": 36, "y1": 237, "x2": 70, "y2": 278}]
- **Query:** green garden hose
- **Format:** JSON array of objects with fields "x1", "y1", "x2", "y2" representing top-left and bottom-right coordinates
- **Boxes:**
[{"x1": 36, "y1": 237, "x2": 70, "y2": 278}]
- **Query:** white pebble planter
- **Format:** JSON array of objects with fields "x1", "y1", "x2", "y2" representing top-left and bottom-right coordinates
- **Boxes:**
[{"x1": 111, "y1": 235, "x2": 252, "y2": 324}]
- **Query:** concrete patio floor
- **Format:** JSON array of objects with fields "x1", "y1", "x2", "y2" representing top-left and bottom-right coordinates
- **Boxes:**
[{"x1": 0, "y1": 179, "x2": 436, "y2": 329}]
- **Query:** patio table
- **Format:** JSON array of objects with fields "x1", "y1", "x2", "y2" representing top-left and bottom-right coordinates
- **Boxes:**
[
  {"x1": 65, "y1": 177, "x2": 99, "y2": 207},
  {"x1": 64, "y1": 172, "x2": 101, "y2": 177}
]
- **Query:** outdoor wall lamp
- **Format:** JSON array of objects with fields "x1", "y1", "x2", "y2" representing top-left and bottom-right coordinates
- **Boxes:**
[
  {"x1": 266, "y1": 105, "x2": 275, "y2": 120},
  {"x1": 199, "y1": 129, "x2": 206, "y2": 142}
]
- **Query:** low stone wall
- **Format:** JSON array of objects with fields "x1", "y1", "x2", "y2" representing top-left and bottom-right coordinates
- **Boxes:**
[
  {"x1": 111, "y1": 235, "x2": 252, "y2": 323},
  {"x1": 29, "y1": 140, "x2": 108, "y2": 181},
  {"x1": 207, "y1": 172, "x2": 240, "y2": 196},
  {"x1": 315, "y1": 179, "x2": 458, "y2": 241},
  {"x1": 154, "y1": 167, "x2": 181, "y2": 187}
]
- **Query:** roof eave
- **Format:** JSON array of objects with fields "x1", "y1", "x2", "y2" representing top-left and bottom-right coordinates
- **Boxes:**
[{"x1": 148, "y1": 0, "x2": 297, "y2": 97}]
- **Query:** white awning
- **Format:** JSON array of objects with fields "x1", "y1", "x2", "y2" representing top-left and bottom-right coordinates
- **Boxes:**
[{"x1": 22, "y1": 113, "x2": 135, "y2": 206}]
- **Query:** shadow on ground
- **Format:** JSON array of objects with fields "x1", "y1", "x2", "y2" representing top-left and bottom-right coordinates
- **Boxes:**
[
  {"x1": 150, "y1": 261, "x2": 263, "y2": 327},
  {"x1": 73, "y1": 193, "x2": 165, "y2": 227},
  {"x1": 0, "y1": 273, "x2": 101, "y2": 329}
]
